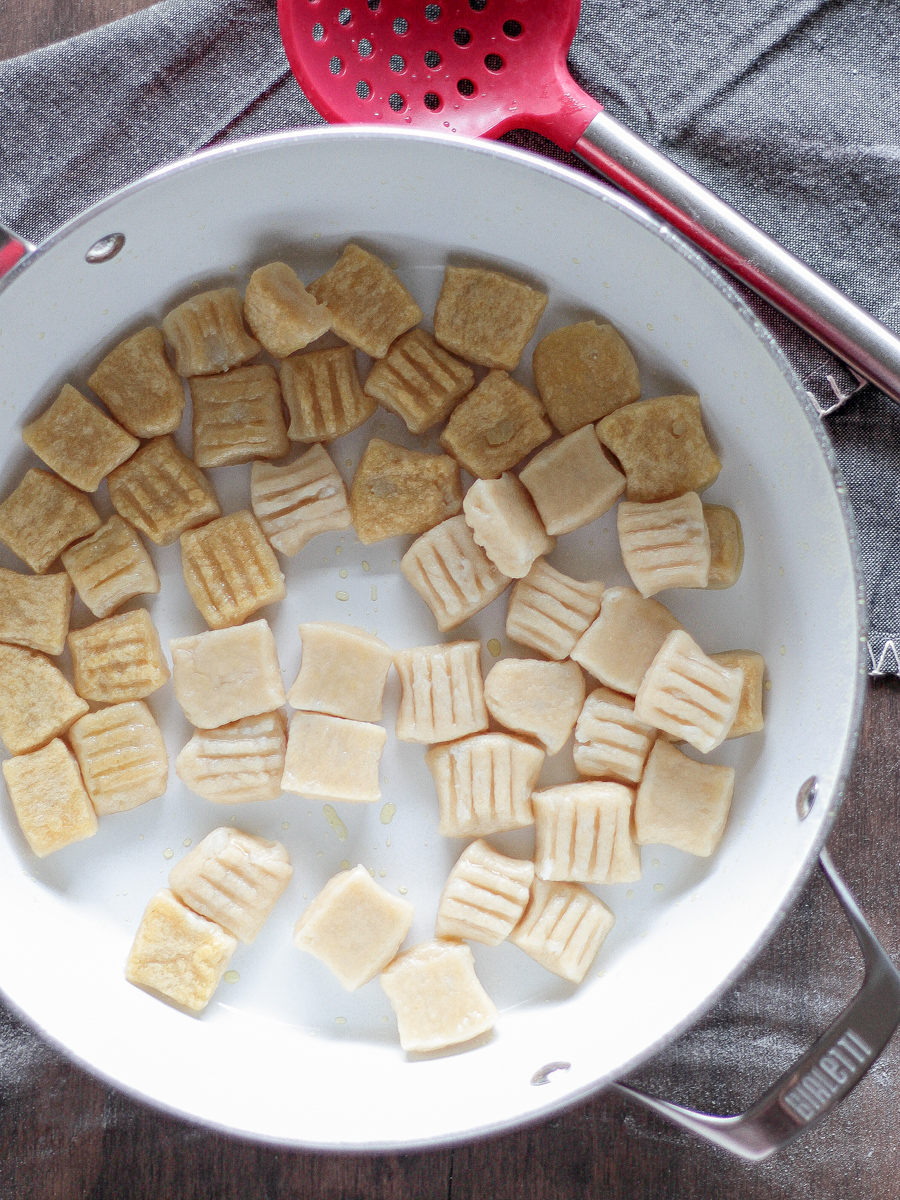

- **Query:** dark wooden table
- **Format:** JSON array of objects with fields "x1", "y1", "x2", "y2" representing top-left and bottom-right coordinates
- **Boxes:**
[{"x1": 2, "y1": 5, "x2": 899, "y2": 1198}]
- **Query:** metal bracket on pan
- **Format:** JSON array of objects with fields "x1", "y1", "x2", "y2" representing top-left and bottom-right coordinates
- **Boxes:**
[{"x1": 611, "y1": 850, "x2": 900, "y2": 1160}]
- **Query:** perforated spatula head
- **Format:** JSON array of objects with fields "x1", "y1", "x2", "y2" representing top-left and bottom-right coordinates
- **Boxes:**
[{"x1": 278, "y1": 0, "x2": 601, "y2": 149}]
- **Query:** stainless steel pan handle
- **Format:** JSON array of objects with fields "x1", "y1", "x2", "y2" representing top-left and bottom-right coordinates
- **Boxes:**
[
  {"x1": 613, "y1": 850, "x2": 900, "y2": 1160},
  {"x1": 575, "y1": 112, "x2": 900, "y2": 408}
]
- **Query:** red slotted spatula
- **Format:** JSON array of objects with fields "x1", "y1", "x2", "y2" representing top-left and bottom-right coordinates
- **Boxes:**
[{"x1": 278, "y1": 0, "x2": 900, "y2": 409}]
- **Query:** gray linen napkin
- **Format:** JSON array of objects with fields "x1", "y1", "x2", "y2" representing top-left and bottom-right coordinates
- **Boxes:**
[{"x1": 2, "y1": 0, "x2": 899, "y2": 672}]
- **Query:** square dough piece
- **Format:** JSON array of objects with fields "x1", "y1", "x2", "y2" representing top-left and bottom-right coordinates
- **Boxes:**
[
  {"x1": 251, "y1": 445, "x2": 352, "y2": 557},
  {"x1": 440, "y1": 371, "x2": 552, "y2": 479},
  {"x1": 0, "y1": 568, "x2": 73, "y2": 655},
  {"x1": 280, "y1": 345, "x2": 376, "y2": 442},
  {"x1": 108, "y1": 436, "x2": 221, "y2": 547},
  {"x1": 307, "y1": 243, "x2": 423, "y2": 359},
  {"x1": 401, "y1": 514, "x2": 510, "y2": 633},
  {"x1": 189, "y1": 364, "x2": 289, "y2": 468},
  {"x1": 0, "y1": 643, "x2": 88, "y2": 755},
  {"x1": 87, "y1": 326, "x2": 185, "y2": 437},
  {"x1": 69, "y1": 608, "x2": 170, "y2": 704},
  {"x1": 574, "y1": 687, "x2": 657, "y2": 784},
  {"x1": 162, "y1": 287, "x2": 260, "y2": 376},
  {"x1": 597, "y1": 394, "x2": 722, "y2": 503},
  {"x1": 394, "y1": 641, "x2": 488, "y2": 744},
  {"x1": 506, "y1": 559, "x2": 604, "y2": 661},
  {"x1": 125, "y1": 889, "x2": 238, "y2": 1012},
  {"x1": 69, "y1": 701, "x2": 168, "y2": 815},
  {"x1": 170, "y1": 620, "x2": 286, "y2": 729},
  {"x1": 2, "y1": 738, "x2": 98, "y2": 857},
  {"x1": 288, "y1": 623, "x2": 393, "y2": 722},
  {"x1": 0, "y1": 469, "x2": 101, "y2": 573},
  {"x1": 435, "y1": 839, "x2": 534, "y2": 946},
  {"x1": 281, "y1": 711, "x2": 387, "y2": 802},
  {"x1": 462, "y1": 473, "x2": 555, "y2": 579},
  {"x1": 484, "y1": 658, "x2": 585, "y2": 756},
  {"x1": 243, "y1": 261, "x2": 333, "y2": 358},
  {"x1": 180, "y1": 510, "x2": 286, "y2": 629},
  {"x1": 350, "y1": 438, "x2": 462, "y2": 544},
  {"x1": 433, "y1": 265, "x2": 548, "y2": 371},
  {"x1": 61, "y1": 515, "x2": 160, "y2": 619},
  {"x1": 425, "y1": 732, "x2": 544, "y2": 836},
  {"x1": 364, "y1": 328, "x2": 474, "y2": 434},
  {"x1": 635, "y1": 739, "x2": 735, "y2": 857},
  {"x1": 380, "y1": 939, "x2": 497, "y2": 1053},
  {"x1": 519, "y1": 425, "x2": 626, "y2": 536},
  {"x1": 571, "y1": 586, "x2": 683, "y2": 696},
  {"x1": 532, "y1": 320, "x2": 641, "y2": 434},
  {"x1": 705, "y1": 505, "x2": 744, "y2": 590},
  {"x1": 168, "y1": 827, "x2": 293, "y2": 943},
  {"x1": 510, "y1": 879, "x2": 614, "y2": 983},
  {"x1": 711, "y1": 650, "x2": 765, "y2": 738},
  {"x1": 23, "y1": 385, "x2": 139, "y2": 493},
  {"x1": 618, "y1": 492, "x2": 711, "y2": 597},
  {"x1": 532, "y1": 781, "x2": 640, "y2": 884},
  {"x1": 294, "y1": 864, "x2": 414, "y2": 990},
  {"x1": 176, "y1": 711, "x2": 288, "y2": 804},
  {"x1": 634, "y1": 629, "x2": 744, "y2": 753}
]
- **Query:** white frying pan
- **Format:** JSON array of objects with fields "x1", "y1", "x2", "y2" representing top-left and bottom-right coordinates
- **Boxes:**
[{"x1": 0, "y1": 129, "x2": 894, "y2": 1158}]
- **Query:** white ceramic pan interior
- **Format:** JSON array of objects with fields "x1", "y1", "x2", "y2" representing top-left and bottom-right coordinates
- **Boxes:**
[{"x1": 0, "y1": 130, "x2": 864, "y2": 1149}]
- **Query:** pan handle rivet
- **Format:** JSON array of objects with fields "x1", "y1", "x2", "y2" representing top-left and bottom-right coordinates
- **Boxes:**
[
  {"x1": 85, "y1": 233, "x2": 125, "y2": 264},
  {"x1": 796, "y1": 775, "x2": 818, "y2": 820},
  {"x1": 531, "y1": 1061, "x2": 571, "y2": 1086}
]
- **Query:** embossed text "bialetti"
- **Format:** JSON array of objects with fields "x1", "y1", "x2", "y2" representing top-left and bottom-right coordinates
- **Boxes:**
[{"x1": 781, "y1": 1029, "x2": 873, "y2": 1123}]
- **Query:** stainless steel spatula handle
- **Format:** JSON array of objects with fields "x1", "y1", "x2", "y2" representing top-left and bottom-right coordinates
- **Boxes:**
[{"x1": 576, "y1": 111, "x2": 900, "y2": 407}]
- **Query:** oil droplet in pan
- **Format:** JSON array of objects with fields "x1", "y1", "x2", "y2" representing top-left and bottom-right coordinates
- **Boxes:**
[
  {"x1": 336, "y1": 590, "x2": 349, "y2": 601},
  {"x1": 223, "y1": 970, "x2": 240, "y2": 984},
  {"x1": 487, "y1": 638, "x2": 502, "y2": 657},
  {"x1": 323, "y1": 804, "x2": 348, "y2": 841},
  {"x1": 380, "y1": 802, "x2": 396, "y2": 824},
  {"x1": 371, "y1": 585, "x2": 378, "y2": 602},
  {"x1": 163, "y1": 848, "x2": 174, "y2": 860},
  {"x1": 341, "y1": 859, "x2": 351, "y2": 870}
]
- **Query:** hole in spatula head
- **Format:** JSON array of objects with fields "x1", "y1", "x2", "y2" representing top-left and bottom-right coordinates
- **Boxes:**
[
  {"x1": 367, "y1": 0, "x2": 380, "y2": 9},
  {"x1": 425, "y1": 4, "x2": 441, "y2": 21},
  {"x1": 389, "y1": 91, "x2": 405, "y2": 111},
  {"x1": 358, "y1": 37, "x2": 372, "y2": 56},
  {"x1": 484, "y1": 52, "x2": 503, "y2": 71},
  {"x1": 457, "y1": 77, "x2": 476, "y2": 97},
  {"x1": 502, "y1": 18, "x2": 522, "y2": 37},
  {"x1": 424, "y1": 49, "x2": 441, "y2": 66},
  {"x1": 356, "y1": 79, "x2": 371, "y2": 98},
  {"x1": 469, "y1": 0, "x2": 488, "y2": 9},
  {"x1": 329, "y1": 55, "x2": 344, "y2": 74},
  {"x1": 453, "y1": 27, "x2": 472, "y2": 45},
  {"x1": 338, "y1": 6, "x2": 352, "y2": 23},
  {"x1": 312, "y1": 22, "x2": 325, "y2": 40},
  {"x1": 423, "y1": 91, "x2": 442, "y2": 110},
  {"x1": 393, "y1": 16, "x2": 409, "y2": 34},
  {"x1": 389, "y1": 54, "x2": 405, "y2": 72}
]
